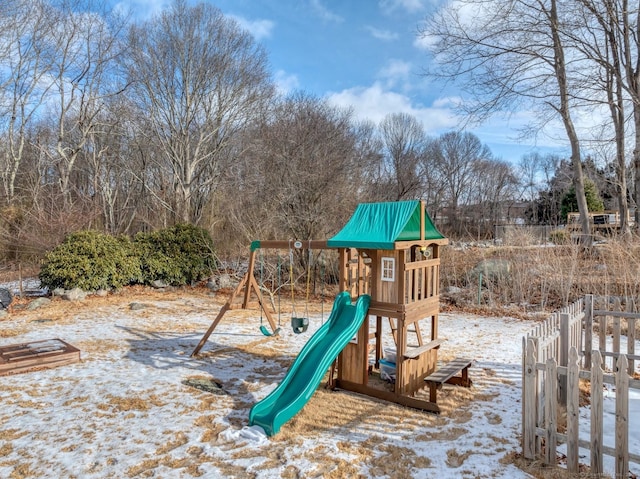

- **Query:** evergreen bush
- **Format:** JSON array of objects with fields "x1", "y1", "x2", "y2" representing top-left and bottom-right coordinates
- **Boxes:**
[
  {"x1": 134, "y1": 224, "x2": 215, "y2": 286},
  {"x1": 39, "y1": 230, "x2": 141, "y2": 291}
]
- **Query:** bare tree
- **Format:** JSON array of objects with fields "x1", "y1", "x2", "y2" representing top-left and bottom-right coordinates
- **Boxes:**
[
  {"x1": 0, "y1": 0, "x2": 54, "y2": 205},
  {"x1": 427, "y1": 131, "x2": 492, "y2": 235},
  {"x1": 126, "y1": 0, "x2": 274, "y2": 225},
  {"x1": 469, "y1": 158, "x2": 519, "y2": 235},
  {"x1": 40, "y1": 0, "x2": 128, "y2": 208},
  {"x1": 229, "y1": 92, "x2": 361, "y2": 246},
  {"x1": 378, "y1": 113, "x2": 427, "y2": 201},
  {"x1": 569, "y1": 0, "x2": 632, "y2": 235},
  {"x1": 422, "y1": 0, "x2": 593, "y2": 242}
]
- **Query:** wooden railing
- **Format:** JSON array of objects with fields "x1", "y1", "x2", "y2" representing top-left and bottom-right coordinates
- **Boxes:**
[
  {"x1": 404, "y1": 258, "x2": 439, "y2": 305},
  {"x1": 522, "y1": 295, "x2": 640, "y2": 477}
]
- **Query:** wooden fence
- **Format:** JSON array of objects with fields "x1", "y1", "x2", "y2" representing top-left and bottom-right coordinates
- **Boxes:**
[{"x1": 522, "y1": 295, "x2": 640, "y2": 477}]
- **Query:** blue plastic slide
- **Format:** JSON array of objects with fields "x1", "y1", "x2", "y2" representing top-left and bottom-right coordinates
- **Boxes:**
[{"x1": 249, "y1": 291, "x2": 371, "y2": 436}]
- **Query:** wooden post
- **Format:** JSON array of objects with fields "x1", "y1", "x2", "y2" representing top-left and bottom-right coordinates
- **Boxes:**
[
  {"x1": 375, "y1": 316, "x2": 383, "y2": 366},
  {"x1": 566, "y1": 347, "x2": 580, "y2": 474},
  {"x1": 626, "y1": 298, "x2": 636, "y2": 376},
  {"x1": 396, "y1": 316, "x2": 406, "y2": 395},
  {"x1": 628, "y1": 318, "x2": 636, "y2": 376},
  {"x1": 338, "y1": 248, "x2": 348, "y2": 294},
  {"x1": 600, "y1": 308, "x2": 608, "y2": 369},
  {"x1": 584, "y1": 294, "x2": 593, "y2": 370},
  {"x1": 615, "y1": 355, "x2": 629, "y2": 479},
  {"x1": 544, "y1": 357, "x2": 557, "y2": 465},
  {"x1": 590, "y1": 350, "x2": 604, "y2": 476},
  {"x1": 559, "y1": 313, "x2": 569, "y2": 406},
  {"x1": 523, "y1": 338, "x2": 537, "y2": 460},
  {"x1": 242, "y1": 249, "x2": 258, "y2": 309},
  {"x1": 419, "y1": 200, "x2": 425, "y2": 241},
  {"x1": 613, "y1": 313, "x2": 621, "y2": 371}
]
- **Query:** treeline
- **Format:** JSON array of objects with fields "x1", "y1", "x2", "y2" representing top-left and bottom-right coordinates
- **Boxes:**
[{"x1": 0, "y1": 0, "x2": 615, "y2": 261}]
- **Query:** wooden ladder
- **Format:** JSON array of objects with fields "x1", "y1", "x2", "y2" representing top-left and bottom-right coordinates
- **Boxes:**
[{"x1": 388, "y1": 318, "x2": 424, "y2": 348}]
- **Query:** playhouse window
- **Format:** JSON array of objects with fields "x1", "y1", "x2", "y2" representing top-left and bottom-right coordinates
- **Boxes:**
[{"x1": 381, "y1": 257, "x2": 395, "y2": 282}]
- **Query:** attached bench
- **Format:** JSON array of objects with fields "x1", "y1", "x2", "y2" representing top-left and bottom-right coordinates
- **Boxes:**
[
  {"x1": 424, "y1": 357, "x2": 473, "y2": 405},
  {"x1": 403, "y1": 338, "x2": 446, "y2": 359}
]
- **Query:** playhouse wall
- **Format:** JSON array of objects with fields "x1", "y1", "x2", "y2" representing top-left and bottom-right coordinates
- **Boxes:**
[
  {"x1": 370, "y1": 250, "x2": 401, "y2": 304},
  {"x1": 398, "y1": 349, "x2": 438, "y2": 395},
  {"x1": 337, "y1": 317, "x2": 369, "y2": 385}
]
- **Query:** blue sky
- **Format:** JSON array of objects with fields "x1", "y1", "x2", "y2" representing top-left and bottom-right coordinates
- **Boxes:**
[{"x1": 119, "y1": 0, "x2": 569, "y2": 164}]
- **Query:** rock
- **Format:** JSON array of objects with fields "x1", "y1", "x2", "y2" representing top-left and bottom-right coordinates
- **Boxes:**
[
  {"x1": 27, "y1": 297, "x2": 52, "y2": 310},
  {"x1": 0, "y1": 288, "x2": 13, "y2": 309},
  {"x1": 95, "y1": 289, "x2": 109, "y2": 297},
  {"x1": 151, "y1": 280, "x2": 169, "y2": 289},
  {"x1": 129, "y1": 302, "x2": 149, "y2": 310},
  {"x1": 62, "y1": 288, "x2": 87, "y2": 301},
  {"x1": 472, "y1": 259, "x2": 511, "y2": 282},
  {"x1": 444, "y1": 286, "x2": 465, "y2": 295},
  {"x1": 52, "y1": 288, "x2": 66, "y2": 297},
  {"x1": 0, "y1": 309, "x2": 8, "y2": 318},
  {"x1": 207, "y1": 273, "x2": 235, "y2": 291}
]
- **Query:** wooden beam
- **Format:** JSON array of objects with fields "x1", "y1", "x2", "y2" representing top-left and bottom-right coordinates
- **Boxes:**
[
  {"x1": 334, "y1": 380, "x2": 441, "y2": 413},
  {"x1": 251, "y1": 240, "x2": 329, "y2": 251},
  {"x1": 420, "y1": 200, "x2": 425, "y2": 241}
]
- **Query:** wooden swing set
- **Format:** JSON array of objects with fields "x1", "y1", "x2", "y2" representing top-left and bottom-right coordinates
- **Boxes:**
[
  {"x1": 192, "y1": 201, "x2": 473, "y2": 413},
  {"x1": 190, "y1": 240, "x2": 326, "y2": 356}
]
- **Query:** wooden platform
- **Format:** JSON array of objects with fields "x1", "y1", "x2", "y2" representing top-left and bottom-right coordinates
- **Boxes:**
[{"x1": 0, "y1": 339, "x2": 80, "y2": 376}]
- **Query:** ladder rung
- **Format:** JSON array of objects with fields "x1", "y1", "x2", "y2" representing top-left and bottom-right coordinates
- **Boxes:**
[{"x1": 390, "y1": 328, "x2": 418, "y2": 333}]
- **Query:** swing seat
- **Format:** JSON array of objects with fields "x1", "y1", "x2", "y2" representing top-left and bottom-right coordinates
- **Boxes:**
[
  {"x1": 291, "y1": 317, "x2": 309, "y2": 334},
  {"x1": 260, "y1": 325, "x2": 281, "y2": 337}
]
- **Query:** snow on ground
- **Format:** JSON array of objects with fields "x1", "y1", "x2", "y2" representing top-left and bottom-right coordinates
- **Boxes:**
[{"x1": 0, "y1": 288, "x2": 637, "y2": 478}]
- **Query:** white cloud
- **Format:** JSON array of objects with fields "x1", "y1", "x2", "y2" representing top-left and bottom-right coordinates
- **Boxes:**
[
  {"x1": 326, "y1": 82, "x2": 458, "y2": 131},
  {"x1": 229, "y1": 15, "x2": 275, "y2": 41},
  {"x1": 310, "y1": 0, "x2": 344, "y2": 23},
  {"x1": 274, "y1": 70, "x2": 300, "y2": 94},
  {"x1": 379, "y1": 0, "x2": 429, "y2": 14},
  {"x1": 114, "y1": 0, "x2": 168, "y2": 20},
  {"x1": 325, "y1": 83, "x2": 570, "y2": 164},
  {"x1": 378, "y1": 59, "x2": 412, "y2": 89},
  {"x1": 413, "y1": 31, "x2": 437, "y2": 51},
  {"x1": 365, "y1": 26, "x2": 399, "y2": 41}
]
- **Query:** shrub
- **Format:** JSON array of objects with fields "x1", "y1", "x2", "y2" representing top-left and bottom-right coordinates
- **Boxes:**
[
  {"x1": 550, "y1": 229, "x2": 570, "y2": 245},
  {"x1": 39, "y1": 230, "x2": 141, "y2": 291},
  {"x1": 134, "y1": 224, "x2": 215, "y2": 286}
]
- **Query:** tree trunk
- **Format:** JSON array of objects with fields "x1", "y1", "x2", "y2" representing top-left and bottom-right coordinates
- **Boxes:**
[{"x1": 550, "y1": 0, "x2": 591, "y2": 244}]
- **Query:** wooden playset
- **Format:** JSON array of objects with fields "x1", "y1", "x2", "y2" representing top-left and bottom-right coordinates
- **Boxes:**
[{"x1": 193, "y1": 200, "x2": 472, "y2": 413}]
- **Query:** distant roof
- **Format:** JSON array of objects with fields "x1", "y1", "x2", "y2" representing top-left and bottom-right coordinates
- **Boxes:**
[{"x1": 327, "y1": 201, "x2": 445, "y2": 250}]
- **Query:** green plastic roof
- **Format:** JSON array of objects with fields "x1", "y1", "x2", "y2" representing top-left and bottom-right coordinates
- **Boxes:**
[{"x1": 327, "y1": 200, "x2": 445, "y2": 250}]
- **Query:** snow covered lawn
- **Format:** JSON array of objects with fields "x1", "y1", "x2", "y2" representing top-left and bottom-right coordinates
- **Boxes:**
[{"x1": 0, "y1": 287, "x2": 599, "y2": 478}]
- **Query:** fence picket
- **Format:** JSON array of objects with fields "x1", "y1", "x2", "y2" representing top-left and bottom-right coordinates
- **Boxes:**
[
  {"x1": 591, "y1": 350, "x2": 604, "y2": 475},
  {"x1": 566, "y1": 347, "x2": 580, "y2": 474},
  {"x1": 559, "y1": 313, "x2": 570, "y2": 405},
  {"x1": 524, "y1": 339, "x2": 537, "y2": 460},
  {"x1": 584, "y1": 295, "x2": 593, "y2": 370},
  {"x1": 615, "y1": 355, "x2": 629, "y2": 479},
  {"x1": 600, "y1": 314, "x2": 607, "y2": 368},
  {"x1": 613, "y1": 316, "x2": 621, "y2": 370},
  {"x1": 544, "y1": 358, "x2": 557, "y2": 465}
]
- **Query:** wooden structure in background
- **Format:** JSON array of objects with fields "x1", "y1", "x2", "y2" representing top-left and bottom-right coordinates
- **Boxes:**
[{"x1": 0, "y1": 339, "x2": 80, "y2": 376}]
